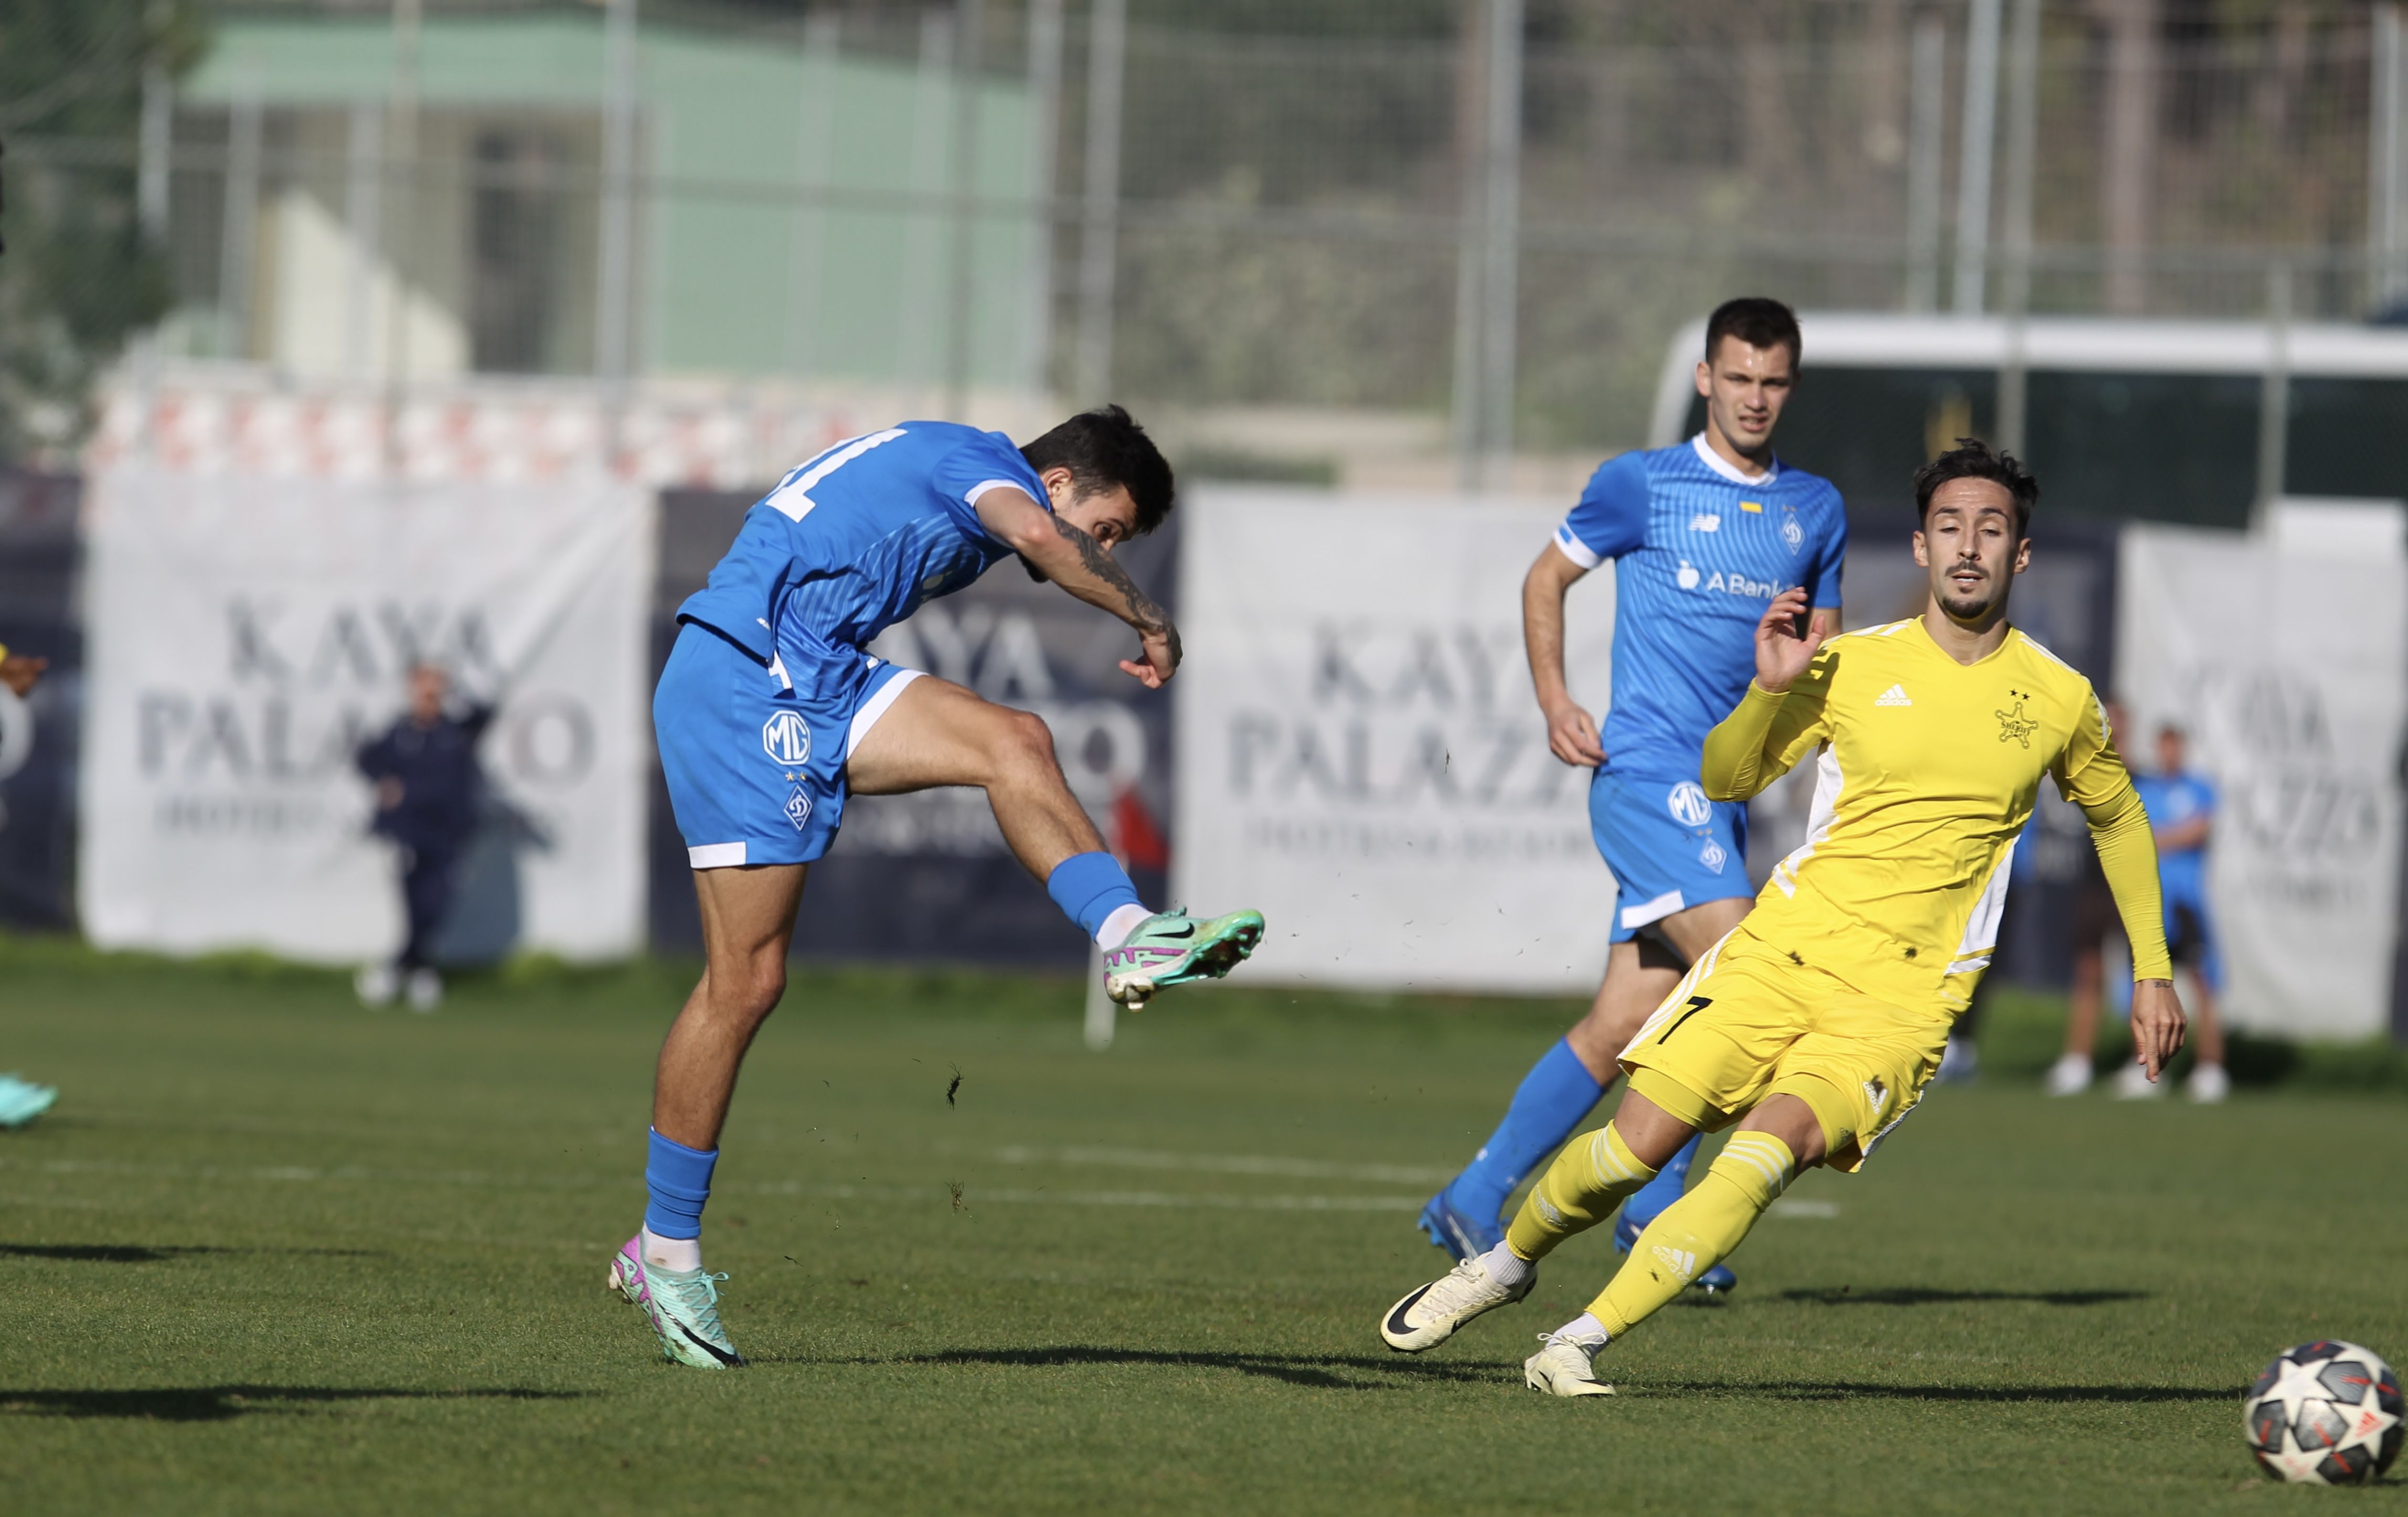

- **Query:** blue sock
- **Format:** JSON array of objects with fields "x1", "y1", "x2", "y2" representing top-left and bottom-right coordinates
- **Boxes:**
[
  {"x1": 1447, "y1": 1038, "x2": 1606, "y2": 1221},
  {"x1": 1620, "y1": 1130, "x2": 1704, "y2": 1230},
  {"x1": 1045, "y1": 851, "x2": 1143, "y2": 941},
  {"x1": 644, "y1": 1128, "x2": 718, "y2": 1241}
]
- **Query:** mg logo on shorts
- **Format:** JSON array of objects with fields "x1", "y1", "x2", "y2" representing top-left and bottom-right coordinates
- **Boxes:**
[
  {"x1": 761, "y1": 710, "x2": 812, "y2": 767},
  {"x1": 1667, "y1": 781, "x2": 1712, "y2": 827}
]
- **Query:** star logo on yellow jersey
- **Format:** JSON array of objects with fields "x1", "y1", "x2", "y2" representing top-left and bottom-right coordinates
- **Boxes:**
[{"x1": 1995, "y1": 690, "x2": 2039, "y2": 749}]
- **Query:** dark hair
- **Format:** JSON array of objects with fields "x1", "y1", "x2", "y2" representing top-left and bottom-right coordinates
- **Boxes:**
[
  {"x1": 1913, "y1": 436, "x2": 2038, "y2": 537},
  {"x1": 1021, "y1": 404, "x2": 1176, "y2": 537},
  {"x1": 1704, "y1": 296, "x2": 1802, "y2": 366}
]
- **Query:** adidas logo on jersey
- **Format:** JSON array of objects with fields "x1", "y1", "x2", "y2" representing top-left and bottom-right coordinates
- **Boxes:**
[{"x1": 1875, "y1": 683, "x2": 1913, "y2": 707}]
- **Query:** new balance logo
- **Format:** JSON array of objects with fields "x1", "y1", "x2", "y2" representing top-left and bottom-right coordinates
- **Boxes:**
[{"x1": 1875, "y1": 684, "x2": 1913, "y2": 707}]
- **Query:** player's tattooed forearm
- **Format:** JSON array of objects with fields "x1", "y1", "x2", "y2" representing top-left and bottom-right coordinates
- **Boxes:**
[{"x1": 1048, "y1": 513, "x2": 1175, "y2": 645}]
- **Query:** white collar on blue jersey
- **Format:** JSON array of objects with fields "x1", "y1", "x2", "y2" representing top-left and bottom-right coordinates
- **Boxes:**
[{"x1": 1690, "y1": 433, "x2": 1778, "y2": 486}]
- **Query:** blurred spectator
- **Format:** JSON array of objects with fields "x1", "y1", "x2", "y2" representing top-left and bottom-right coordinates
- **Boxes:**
[
  {"x1": 354, "y1": 664, "x2": 495, "y2": 1012},
  {"x1": 0, "y1": 639, "x2": 58, "y2": 1128},
  {"x1": 2046, "y1": 709, "x2": 2228, "y2": 1102},
  {"x1": 2128, "y1": 723, "x2": 2229, "y2": 1101}
]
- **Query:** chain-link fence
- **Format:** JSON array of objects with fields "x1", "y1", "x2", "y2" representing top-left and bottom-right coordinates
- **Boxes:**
[{"x1": 5, "y1": 0, "x2": 2404, "y2": 474}]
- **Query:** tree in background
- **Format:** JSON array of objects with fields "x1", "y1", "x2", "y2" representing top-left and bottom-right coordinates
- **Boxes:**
[{"x1": 0, "y1": 0, "x2": 207, "y2": 466}]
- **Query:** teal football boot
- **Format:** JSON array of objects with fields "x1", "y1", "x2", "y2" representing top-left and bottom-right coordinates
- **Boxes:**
[
  {"x1": 609, "y1": 1235, "x2": 743, "y2": 1369},
  {"x1": 1103, "y1": 907, "x2": 1265, "y2": 1009},
  {"x1": 0, "y1": 1074, "x2": 58, "y2": 1130}
]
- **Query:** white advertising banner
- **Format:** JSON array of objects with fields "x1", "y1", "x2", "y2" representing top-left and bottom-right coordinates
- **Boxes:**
[
  {"x1": 2117, "y1": 524, "x2": 2407, "y2": 1039},
  {"x1": 80, "y1": 469, "x2": 655, "y2": 962},
  {"x1": 1174, "y1": 487, "x2": 1617, "y2": 992}
]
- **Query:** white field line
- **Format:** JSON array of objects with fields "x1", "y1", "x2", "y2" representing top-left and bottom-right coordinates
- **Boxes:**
[
  {"x1": 0, "y1": 1157, "x2": 1416, "y2": 1212},
  {"x1": 985, "y1": 1144, "x2": 1455, "y2": 1186},
  {"x1": 0, "y1": 1156, "x2": 1838, "y2": 1221}
]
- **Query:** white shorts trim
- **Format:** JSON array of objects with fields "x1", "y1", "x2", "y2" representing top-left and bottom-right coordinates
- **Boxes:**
[
  {"x1": 846, "y1": 667, "x2": 925, "y2": 760},
  {"x1": 689, "y1": 842, "x2": 748, "y2": 869},
  {"x1": 1619, "y1": 888, "x2": 1686, "y2": 931}
]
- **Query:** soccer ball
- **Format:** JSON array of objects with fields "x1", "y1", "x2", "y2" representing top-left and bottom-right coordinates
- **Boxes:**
[{"x1": 2242, "y1": 1340, "x2": 2404, "y2": 1484}]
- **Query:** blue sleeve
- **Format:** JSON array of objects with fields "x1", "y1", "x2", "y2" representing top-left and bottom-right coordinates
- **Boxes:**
[
  {"x1": 929, "y1": 430, "x2": 1043, "y2": 544},
  {"x1": 2132, "y1": 775, "x2": 2164, "y2": 821},
  {"x1": 1806, "y1": 486, "x2": 1848, "y2": 608},
  {"x1": 1554, "y1": 452, "x2": 1649, "y2": 568}
]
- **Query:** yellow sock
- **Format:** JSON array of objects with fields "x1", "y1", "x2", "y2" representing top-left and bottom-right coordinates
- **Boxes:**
[
  {"x1": 1592, "y1": 1130, "x2": 1795, "y2": 1337},
  {"x1": 1503, "y1": 1122, "x2": 1659, "y2": 1262}
]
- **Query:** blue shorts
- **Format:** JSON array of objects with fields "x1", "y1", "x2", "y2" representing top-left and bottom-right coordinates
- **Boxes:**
[
  {"x1": 1589, "y1": 769, "x2": 1751, "y2": 943},
  {"x1": 654, "y1": 621, "x2": 922, "y2": 869},
  {"x1": 2162, "y1": 882, "x2": 2225, "y2": 993}
]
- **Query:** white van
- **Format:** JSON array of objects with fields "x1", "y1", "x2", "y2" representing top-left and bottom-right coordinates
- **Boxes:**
[{"x1": 1649, "y1": 313, "x2": 2408, "y2": 525}]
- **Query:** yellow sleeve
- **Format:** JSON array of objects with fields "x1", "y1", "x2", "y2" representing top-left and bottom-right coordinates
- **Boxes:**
[
  {"x1": 1701, "y1": 648, "x2": 1835, "y2": 803},
  {"x1": 2053, "y1": 689, "x2": 2173, "y2": 982}
]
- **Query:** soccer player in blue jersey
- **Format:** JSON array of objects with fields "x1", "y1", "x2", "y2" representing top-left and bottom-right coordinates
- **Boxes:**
[
  {"x1": 1415, "y1": 299, "x2": 1846, "y2": 1292},
  {"x1": 612, "y1": 406, "x2": 1264, "y2": 1368}
]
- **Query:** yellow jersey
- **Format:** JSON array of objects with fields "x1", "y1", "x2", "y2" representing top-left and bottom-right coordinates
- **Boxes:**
[{"x1": 1701, "y1": 616, "x2": 2171, "y2": 1015}]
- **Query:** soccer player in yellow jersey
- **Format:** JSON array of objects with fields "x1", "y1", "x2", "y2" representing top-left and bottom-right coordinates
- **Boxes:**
[{"x1": 1378, "y1": 439, "x2": 2189, "y2": 1396}]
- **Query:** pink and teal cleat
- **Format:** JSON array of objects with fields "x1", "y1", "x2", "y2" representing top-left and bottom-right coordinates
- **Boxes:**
[
  {"x1": 1103, "y1": 906, "x2": 1265, "y2": 1010},
  {"x1": 609, "y1": 1234, "x2": 743, "y2": 1369}
]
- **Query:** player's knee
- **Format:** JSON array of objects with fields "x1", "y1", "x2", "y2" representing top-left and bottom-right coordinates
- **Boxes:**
[
  {"x1": 707, "y1": 952, "x2": 785, "y2": 1019},
  {"x1": 740, "y1": 955, "x2": 787, "y2": 1015},
  {"x1": 993, "y1": 708, "x2": 1062, "y2": 779}
]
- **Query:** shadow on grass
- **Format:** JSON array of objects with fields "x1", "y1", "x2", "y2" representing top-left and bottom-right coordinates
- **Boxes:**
[
  {"x1": 1778, "y1": 1287, "x2": 2149, "y2": 1308},
  {"x1": 820, "y1": 1348, "x2": 2242, "y2": 1406},
  {"x1": 832, "y1": 1345, "x2": 1504, "y2": 1391},
  {"x1": 0, "y1": 1385, "x2": 583, "y2": 1423},
  {"x1": 0, "y1": 1244, "x2": 386, "y2": 1263},
  {"x1": 1653, "y1": 1379, "x2": 2236, "y2": 1404}
]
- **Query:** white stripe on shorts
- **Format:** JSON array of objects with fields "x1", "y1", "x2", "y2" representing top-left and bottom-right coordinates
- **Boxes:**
[
  {"x1": 689, "y1": 842, "x2": 748, "y2": 869},
  {"x1": 1619, "y1": 888, "x2": 1686, "y2": 931},
  {"x1": 846, "y1": 667, "x2": 925, "y2": 760}
]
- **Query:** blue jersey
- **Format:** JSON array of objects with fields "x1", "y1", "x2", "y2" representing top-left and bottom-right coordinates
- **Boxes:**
[
  {"x1": 2134, "y1": 769, "x2": 2214, "y2": 899},
  {"x1": 677, "y1": 422, "x2": 1045, "y2": 661},
  {"x1": 1555, "y1": 435, "x2": 1847, "y2": 780}
]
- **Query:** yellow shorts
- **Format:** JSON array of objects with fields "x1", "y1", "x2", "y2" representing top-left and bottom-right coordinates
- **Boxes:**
[{"x1": 1618, "y1": 927, "x2": 1949, "y2": 1172}]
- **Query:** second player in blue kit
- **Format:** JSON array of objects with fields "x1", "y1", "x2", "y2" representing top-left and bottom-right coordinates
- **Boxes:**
[{"x1": 1418, "y1": 300, "x2": 1848, "y2": 1291}]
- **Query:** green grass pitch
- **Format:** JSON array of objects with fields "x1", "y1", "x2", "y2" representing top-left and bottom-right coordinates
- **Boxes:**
[{"x1": 3, "y1": 934, "x2": 2400, "y2": 1514}]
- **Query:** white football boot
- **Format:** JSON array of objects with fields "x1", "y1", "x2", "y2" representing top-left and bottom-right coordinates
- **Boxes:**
[
  {"x1": 406, "y1": 967, "x2": 444, "y2": 1013},
  {"x1": 1380, "y1": 1251, "x2": 1533, "y2": 1352},
  {"x1": 2113, "y1": 1060, "x2": 2163, "y2": 1099},
  {"x1": 1524, "y1": 1332, "x2": 1615, "y2": 1398},
  {"x1": 2042, "y1": 1052, "x2": 2092, "y2": 1096}
]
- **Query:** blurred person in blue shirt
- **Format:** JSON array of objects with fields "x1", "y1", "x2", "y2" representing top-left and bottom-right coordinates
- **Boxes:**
[
  {"x1": 2048, "y1": 714, "x2": 2228, "y2": 1102},
  {"x1": 2126, "y1": 722, "x2": 2228, "y2": 1101},
  {"x1": 354, "y1": 663, "x2": 495, "y2": 1012}
]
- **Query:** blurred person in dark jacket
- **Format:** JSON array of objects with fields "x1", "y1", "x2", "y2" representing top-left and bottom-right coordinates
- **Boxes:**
[
  {"x1": 354, "y1": 663, "x2": 495, "y2": 1011},
  {"x1": 0, "y1": 639, "x2": 59, "y2": 1127}
]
